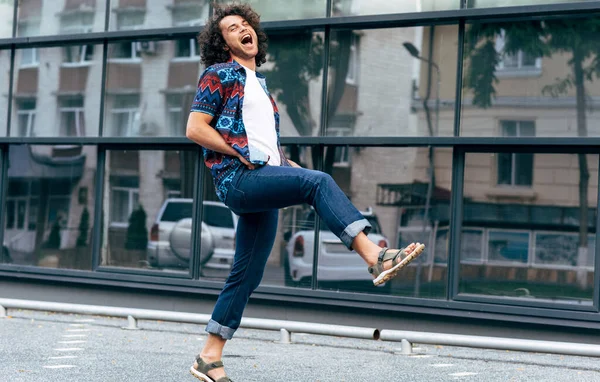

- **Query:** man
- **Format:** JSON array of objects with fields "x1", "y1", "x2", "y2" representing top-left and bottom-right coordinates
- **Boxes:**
[{"x1": 186, "y1": 4, "x2": 425, "y2": 381}]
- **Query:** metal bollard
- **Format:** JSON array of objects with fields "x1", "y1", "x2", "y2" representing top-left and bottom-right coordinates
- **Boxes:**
[
  {"x1": 123, "y1": 315, "x2": 139, "y2": 330},
  {"x1": 0, "y1": 305, "x2": 5, "y2": 318},
  {"x1": 280, "y1": 328, "x2": 291, "y2": 344},
  {"x1": 400, "y1": 339, "x2": 413, "y2": 355}
]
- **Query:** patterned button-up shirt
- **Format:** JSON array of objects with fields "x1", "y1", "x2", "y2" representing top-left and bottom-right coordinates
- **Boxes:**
[{"x1": 190, "y1": 59, "x2": 289, "y2": 202}]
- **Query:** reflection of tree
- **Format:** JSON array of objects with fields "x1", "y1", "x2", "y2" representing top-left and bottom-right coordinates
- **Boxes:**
[
  {"x1": 464, "y1": 20, "x2": 600, "y2": 287},
  {"x1": 262, "y1": 32, "x2": 323, "y2": 137},
  {"x1": 263, "y1": 30, "x2": 353, "y2": 173},
  {"x1": 125, "y1": 205, "x2": 148, "y2": 250},
  {"x1": 76, "y1": 207, "x2": 90, "y2": 248}
]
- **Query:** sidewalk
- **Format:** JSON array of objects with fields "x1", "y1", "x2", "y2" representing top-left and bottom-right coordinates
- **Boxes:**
[{"x1": 2, "y1": 309, "x2": 600, "y2": 381}]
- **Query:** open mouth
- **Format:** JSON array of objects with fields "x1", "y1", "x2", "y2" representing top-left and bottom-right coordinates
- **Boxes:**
[{"x1": 241, "y1": 34, "x2": 253, "y2": 46}]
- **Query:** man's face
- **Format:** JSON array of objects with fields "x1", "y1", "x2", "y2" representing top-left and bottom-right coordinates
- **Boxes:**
[{"x1": 219, "y1": 15, "x2": 258, "y2": 61}]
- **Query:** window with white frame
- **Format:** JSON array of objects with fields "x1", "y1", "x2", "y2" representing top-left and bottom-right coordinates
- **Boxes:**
[
  {"x1": 111, "y1": 187, "x2": 140, "y2": 225},
  {"x1": 64, "y1": 44, "x2": 95, "y2": 64},
  {"x1": 5, "y1": 180, "x2": 39, "y2": 232},
  {"x1": 110, "y1": 95, "x2": 140, "y2": 137},
  {"x1": 534, "y1": 232, "x2": 595, "y2": 268},
  {"x1": 495, "y1": 29, "x2": 541, "y2": 74},
  {"x1": 174, "y1": 38, "x2": 199, "y2": 60},
  {"x1": 60, "y1": 12, "x2": 94, "y2": 64},
  {"x1": 59, "y1": 98, "x2": 86, "y2": 137},
  {"x1": 19, "y1": 23, "x2": 40, "y2": 67},
  {"x1": 497, "y1": 120, "x2": 535, "y2": 186},
  {"x1": 171, "y1": 4, "x2": 204, "y2": 27},
  {"x1": 326, "y1": 126, "x2": 351, "y2": 166},
  {"x1": 487, "y1": 230, "x2": 530, "y2": 264},
  {"x1": 166, "y1": 94, "x2": 185, "y2": 136},
  {"x1": 111, "y1": 42, "x2": 141, "y2": 60},
  {"x1": 461, "y1": 228, "x2": 484, "y2": 263},
  {"x1": 16, "y1": 99, "x2": 36, "y2": 137},
  {"x1": 345, "y1": 33, "x2": 360, "y2": 85},
  {"x1": 111, "y1": 12, "x2": 144, "y2": 61}
]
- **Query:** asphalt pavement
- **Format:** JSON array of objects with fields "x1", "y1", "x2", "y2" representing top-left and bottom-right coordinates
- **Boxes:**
[{"x1": 1, "y1": 309, "x2": 600, "y2": 381}]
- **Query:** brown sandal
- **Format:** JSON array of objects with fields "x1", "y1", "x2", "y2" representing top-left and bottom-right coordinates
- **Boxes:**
[
  {"x1": 368, "y1": 243, "x2": 426, "y2": 286},
  {"x1": 190, "y1": 356, "x2": 233, "y2": 382}
]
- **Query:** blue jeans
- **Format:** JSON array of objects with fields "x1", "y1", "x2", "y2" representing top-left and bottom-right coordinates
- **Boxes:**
[{"x1": 205, "y1": 165, "x2": 371, "y2": 339}]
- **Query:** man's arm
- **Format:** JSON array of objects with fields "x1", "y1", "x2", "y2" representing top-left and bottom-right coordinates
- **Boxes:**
[{"x1": 186, "y1": 112, "x2": 255, "y2": 170}]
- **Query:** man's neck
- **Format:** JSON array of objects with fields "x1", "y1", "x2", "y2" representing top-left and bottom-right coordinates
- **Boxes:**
[{"x1": 230, "y1": 54, "x2": 256, "y2": 71}]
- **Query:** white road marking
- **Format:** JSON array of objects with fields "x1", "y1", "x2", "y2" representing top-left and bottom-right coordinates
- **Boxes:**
[
  {"x1": 43, "y1": 365, "x2": 76, "y2": 369},
  {"x1": 58, "y1": 340, "x2": 86, "y2": 344},
  {"x1": 49, "y1": 356, "x2": 78, "y2": 360},
  {"x1": 73, "y1": 319, "x2": 95, "y2": 323},
  {"x1": 62, "y1": 334, "x2": 87, "y2": 338},
  {"x1": 66, "y1": 329, "x2": 91, "y2": 332},
  {"x1": 69, "y1": 324, "x2": 87, "y2": 327},
  {"x1": 449, "y1": 372, "x2": 478, "y2": 377},
  {"x1": 431, "y1": 364, "x2": 454, "y2": 367},
  {"x1": 53, "y1": 348, "x2": 84, "y2": 352},
  {"x1": 409, "y1": 355, "x2": 432, "y2": 358}
]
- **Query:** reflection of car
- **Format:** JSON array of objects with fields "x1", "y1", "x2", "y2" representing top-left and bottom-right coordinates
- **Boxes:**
[
  {"x1": 147, "y1": 199, "x2": 237, "y2": 272},
  {"x1": 1, "y1": 242, "x2": 11, "y2": 263},
  {"x1": 284, "y1": 208, "x2": 388, "y2": 286}
]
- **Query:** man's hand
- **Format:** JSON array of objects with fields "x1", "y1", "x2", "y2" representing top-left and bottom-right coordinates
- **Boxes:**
[{"x1": 238, "y1": 155, "x2": 255, "y2": 170}]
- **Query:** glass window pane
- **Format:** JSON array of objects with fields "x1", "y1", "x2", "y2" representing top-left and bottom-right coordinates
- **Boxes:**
[
  {"x1": 16, "y1": 0, "x2": 106, "y2": 37},
  {"x1": 460, "y1": 152, "x2": 598, "y2": 304},
  {"x1": 220, "y1": 0, "x2": 326, "y2": 21},
  {"x1": 316, "y1": 146, "x2": 452, "y2": 298},
  {"x1": 326, "y1": 26, "x2": 457, "y2": 137},
  {"x1": 334, "y1": 0, "x2": 458, "y2": 16},
  {"x1": 109, "y1": 0, "x2": 209, "y2": 30},
  {"x1": 11, "y1": 45, "x2": 102, "y2": 137},
  {"x1": 488, "y1": 231, "x2": 529, "y2": 263},
  {"x1": 104, "y1": 39, "x2": 203, "y2": 137},
  {"x1": 103, "y1": 149, "x2": 196, "y2": 273},
  {"x1": 467, "y1": 0, "x2": 597, "y2": 8},
  {"x1": 462, "y1": 17, "x2": 600, "y2": 137},
  {"x1": 2, "y1": 145, "x2": 96, "y2": 270}
]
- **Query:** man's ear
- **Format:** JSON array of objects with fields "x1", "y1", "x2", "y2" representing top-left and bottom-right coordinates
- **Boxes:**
[{"x1": 224, "y1": 45, "x2": 229, "y2": 51}]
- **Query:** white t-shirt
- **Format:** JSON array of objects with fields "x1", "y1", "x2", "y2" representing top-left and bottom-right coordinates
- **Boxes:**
[{"x1": 242, "y1": 66, "x2": 281, "y2": 166}]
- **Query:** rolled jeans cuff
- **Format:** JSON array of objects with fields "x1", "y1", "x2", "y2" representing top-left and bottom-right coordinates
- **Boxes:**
[
  {"x1": 205, "y1": 319, "x2": 236, "y2": 340},
  {"x1": 339, "y1": 218, "x2": 372, "y2": 250}
]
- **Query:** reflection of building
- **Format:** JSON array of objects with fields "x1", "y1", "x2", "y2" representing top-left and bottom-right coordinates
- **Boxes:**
[
  {"x1": 402, "y1": 24, "x2": 600, "y2": 293},
  {"x1": 4, "y1": 0, "x2": 600, "y2": 338},
  {"x1": 4, "y1": 145, "x2": 92, "y2": 265}
]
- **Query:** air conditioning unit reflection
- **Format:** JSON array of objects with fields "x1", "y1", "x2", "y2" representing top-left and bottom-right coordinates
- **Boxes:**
[{"x1": 135, "y1": 41, "x2": 157, "y2": 54}]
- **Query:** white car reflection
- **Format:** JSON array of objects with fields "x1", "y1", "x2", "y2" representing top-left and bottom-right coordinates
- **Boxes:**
[
  {"x1": 147, "y1": 198, "x2": 237, "y2": 276},
  {"x1": 284, "y1": 208, "x2": 389, "y2": 286}
]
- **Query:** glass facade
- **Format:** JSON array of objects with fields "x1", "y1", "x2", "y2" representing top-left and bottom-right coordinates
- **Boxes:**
[{"x1": 2, "y1": 0, "x2": 600, "y2": 326}]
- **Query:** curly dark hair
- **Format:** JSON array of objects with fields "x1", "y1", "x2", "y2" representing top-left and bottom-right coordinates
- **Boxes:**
[{"x1": 197, "y1": 3, "x2": 268, "y2": 67}]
